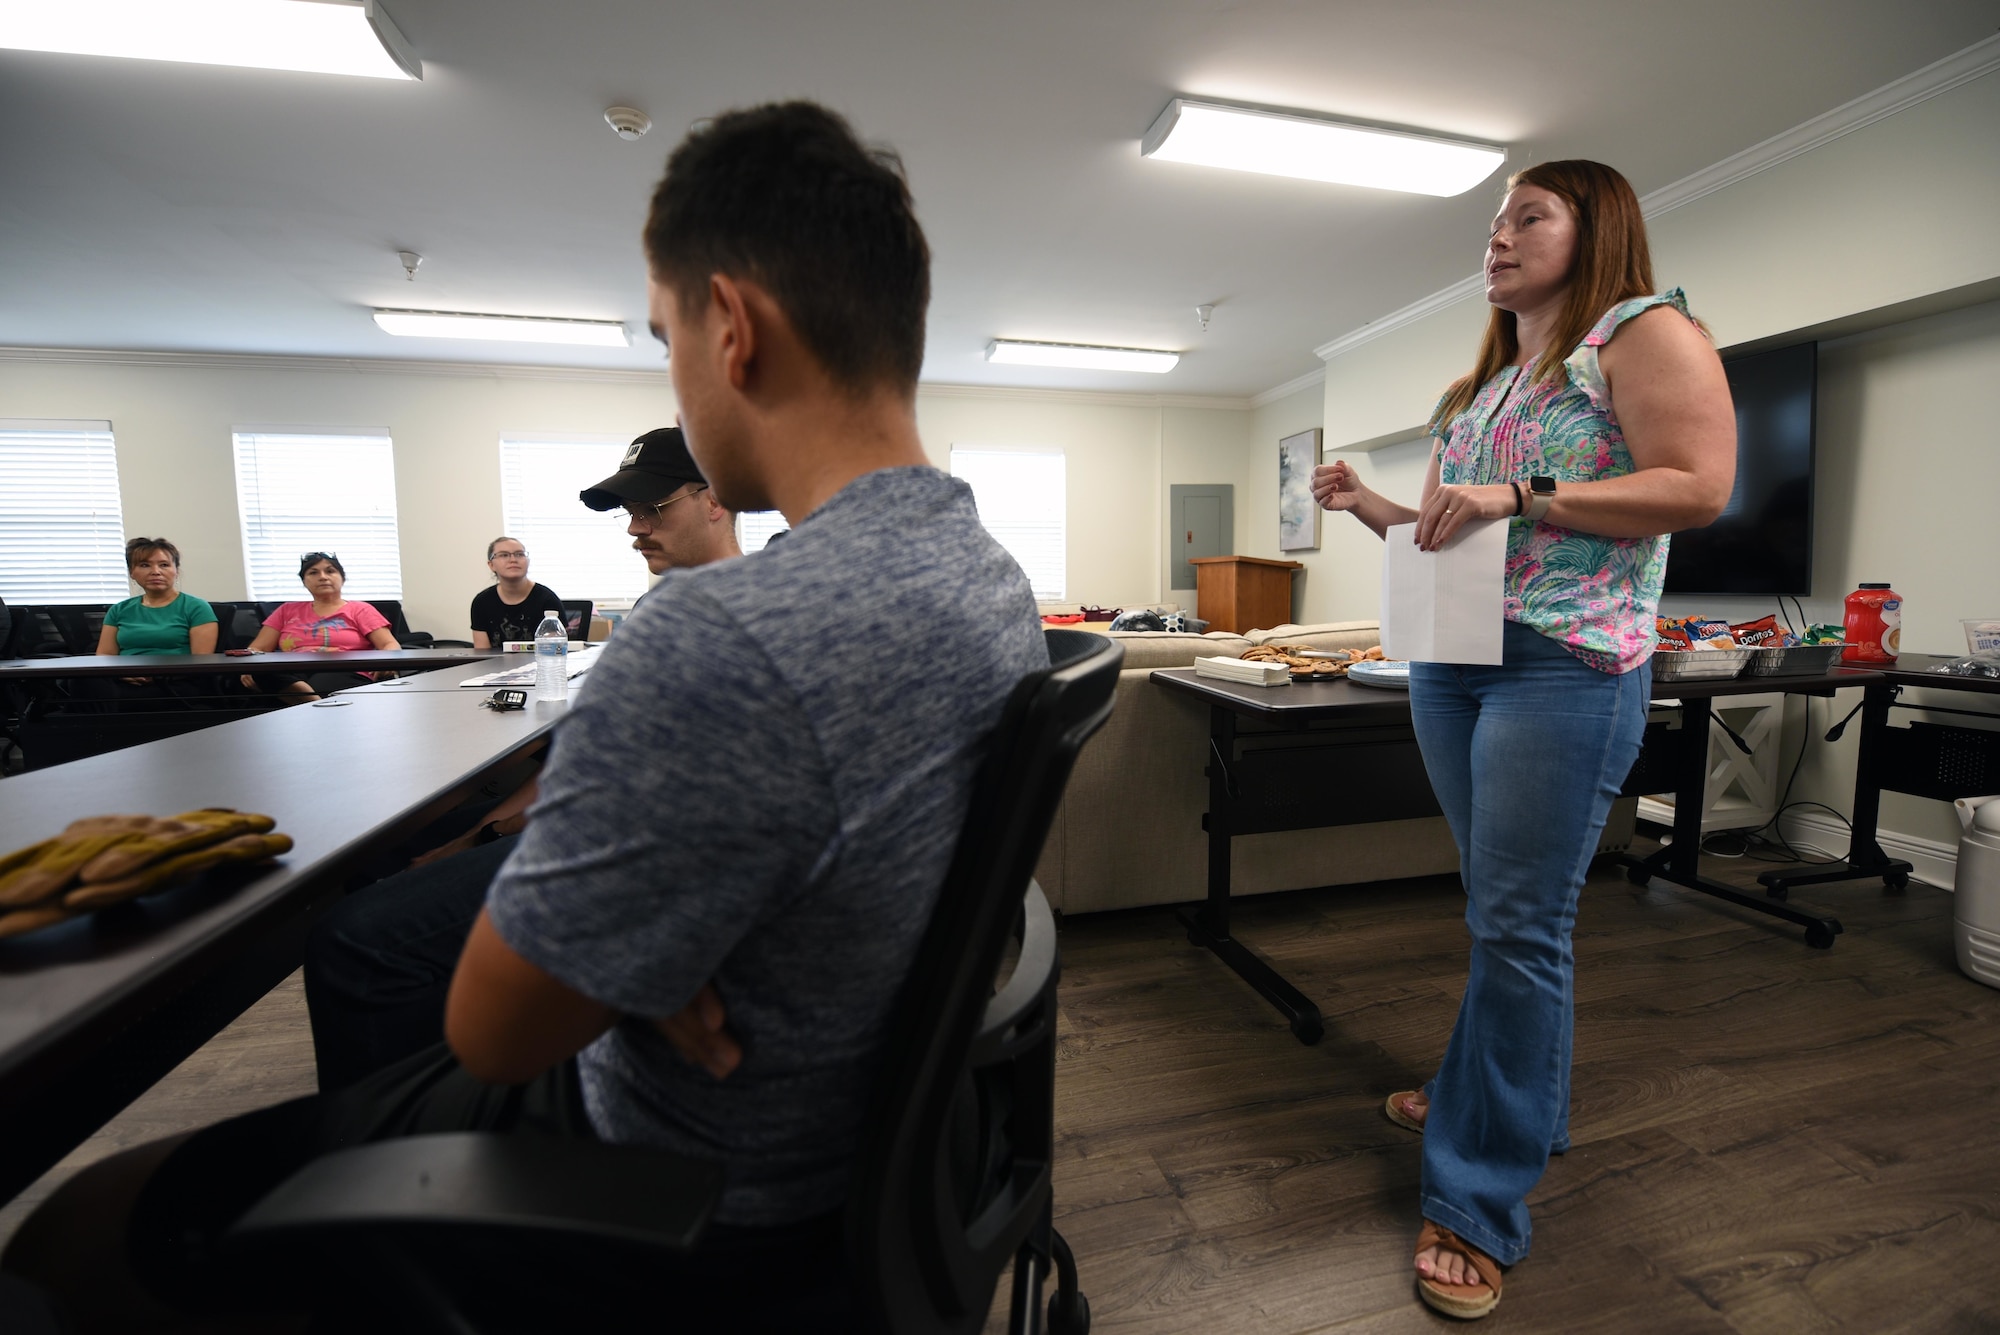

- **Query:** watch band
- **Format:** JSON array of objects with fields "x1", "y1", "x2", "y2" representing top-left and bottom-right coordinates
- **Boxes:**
[{"x1": 1525, "y1": 476, "x2": 1556, "y2": 523}]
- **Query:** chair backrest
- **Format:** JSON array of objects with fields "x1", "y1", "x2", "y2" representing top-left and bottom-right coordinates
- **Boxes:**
[
  {"x1": 209, "y1": 601, "x2": 264, "y2": 652},
  {"x1": 24, "y1": 606, "x2": 106, "y2": 655},
  {"x1": 559, "y1": 600, "x2": 594, "y2": 640},
  {"x1": 369, "y1": 599, "x2": 414, "y2": 641},
  {"x1": 845, "y1": 628, "x2": 1121, "y2": 1334}
]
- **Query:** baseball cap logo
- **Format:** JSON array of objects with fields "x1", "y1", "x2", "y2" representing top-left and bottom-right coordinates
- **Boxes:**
[{"x1": 621, "y1": 441, "x2": 645, "y2": 467}]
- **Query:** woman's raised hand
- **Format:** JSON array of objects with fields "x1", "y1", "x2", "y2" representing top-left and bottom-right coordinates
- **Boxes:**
[
  {"x1": 1311, "y1": 460, "x2": 1367, "y2": 512},
  {"x1": 1414, "y1": 483, "x2": 1519, "y2": 551}
]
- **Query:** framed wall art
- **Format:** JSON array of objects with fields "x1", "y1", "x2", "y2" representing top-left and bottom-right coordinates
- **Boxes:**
[{"x1": 1277, "y1": 427, "x2": 1322, "y2": 552}]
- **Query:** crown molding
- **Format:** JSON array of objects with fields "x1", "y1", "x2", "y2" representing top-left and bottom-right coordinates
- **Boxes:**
[
  {"x1": 1313, "y1": 275, "x2": 1483, "y2": 362},
  {"x1": 1250, "y1": 365, "x2": 1325, "y2": 408},
  {"x1": 0, "y1": 345, "x2": 678, "y2": 386},
  {"x1": 918, "y1": 381, "x2": 1252, "y2": 411},
  {"x1": 1314, "y1": 32, "x2": 2000, "y2": 365}
]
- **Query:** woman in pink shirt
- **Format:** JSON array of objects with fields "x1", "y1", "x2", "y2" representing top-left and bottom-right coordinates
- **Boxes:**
[{"x1": 240, "y1": 552, "x2": 399, "y2": 702}]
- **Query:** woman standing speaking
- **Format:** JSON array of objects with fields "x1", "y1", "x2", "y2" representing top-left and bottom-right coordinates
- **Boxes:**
[{"x1": 1313, "y1": 160, "x2": 1735, "y2": 1319}]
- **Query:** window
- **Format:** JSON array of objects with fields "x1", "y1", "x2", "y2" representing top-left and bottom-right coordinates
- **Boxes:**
[
  {"x1": 499, "y1": 437, "x2": 649, "y2": 604},
  {"x1": 949, "y1": 448, "x2": 1065, "y2": 601},
  {"x1": 736, "y1": 511, "x2": 788, "y2": 553},
  {"x1": 233, "y1": 429, "x2": 403, "y2": 600},
  {"x1": 0, "y1": 420, "x2": 128, "y2": 603}
]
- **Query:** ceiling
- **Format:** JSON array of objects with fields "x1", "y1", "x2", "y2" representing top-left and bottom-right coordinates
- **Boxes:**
[{"x1": 2, "y1": 0, "x2": 1996, "y2": 397}]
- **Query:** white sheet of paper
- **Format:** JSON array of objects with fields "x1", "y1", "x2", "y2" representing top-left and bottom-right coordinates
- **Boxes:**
[{"x1": 1379, "y1": 518, "x2": 1507, "y2": 665}]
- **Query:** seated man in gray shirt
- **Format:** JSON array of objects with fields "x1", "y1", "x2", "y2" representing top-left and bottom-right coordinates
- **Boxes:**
[{"x1": 5, "y1": 101, "x2": 1047, "y2": 1331}]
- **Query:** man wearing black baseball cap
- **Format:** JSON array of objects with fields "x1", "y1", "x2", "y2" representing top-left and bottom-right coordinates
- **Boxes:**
[{"x1": 581, "y1": 426, "x2": 741, "y2": 575}]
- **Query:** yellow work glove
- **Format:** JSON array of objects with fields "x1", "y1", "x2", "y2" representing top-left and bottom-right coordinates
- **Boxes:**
[
  {"x1": 0, "y1": 815, "x2": 180, "y2": 908},
  {"x1": 63, "y1": 832, "x2": 295, "y2": 911},
  {"x1": 75, "y1": 809, "x2": 277, "y2": 885}
]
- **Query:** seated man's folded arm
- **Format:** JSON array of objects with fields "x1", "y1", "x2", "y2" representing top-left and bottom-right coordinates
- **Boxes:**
[{"x1": 446, "y1": 907, "x2": 616, "y2": 1084}]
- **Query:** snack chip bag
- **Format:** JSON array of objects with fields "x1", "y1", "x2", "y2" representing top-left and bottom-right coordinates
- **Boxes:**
[{"x1": 1731, "y1": 615, "x2": 1785, "y2": 648}]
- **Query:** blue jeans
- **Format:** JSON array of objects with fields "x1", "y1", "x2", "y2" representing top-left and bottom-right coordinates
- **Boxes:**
[
  {"x1": 1408, "y1": 621, "x2": 1649, "y2": 1265},
  {"x1": 302, "y1": 835, "x2": 519, "y2": 1090}
]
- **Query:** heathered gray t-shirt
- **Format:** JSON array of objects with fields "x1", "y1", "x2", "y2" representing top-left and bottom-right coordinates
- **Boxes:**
[{"x1": 486, "y1": 466, "x2": 1047, "y2": 1226}]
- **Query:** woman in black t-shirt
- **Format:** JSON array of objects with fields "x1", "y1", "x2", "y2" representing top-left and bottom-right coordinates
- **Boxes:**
[{"x1": 468, "y1": 537, "x2": 565, "y2": 648}]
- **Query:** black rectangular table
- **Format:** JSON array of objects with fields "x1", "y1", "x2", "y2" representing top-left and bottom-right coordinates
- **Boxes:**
[
  {"x1": 0, "y1": 688, "x2": 566, "y2": 1202},
  {"x1": 1758, "y1": 654, "x2": 2000, "y2": 899},
  {"x1": 1151, "y1": 664, "x2": 1881, "y2": 1044},
  {"x1": 0, "y1": 648, "x2": 499, "y2": 680}
]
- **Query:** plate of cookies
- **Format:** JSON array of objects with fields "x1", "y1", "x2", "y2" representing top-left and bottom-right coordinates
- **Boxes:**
[{"x1": 1239, "y1": 644, "x2": 1393, "y2": 681}]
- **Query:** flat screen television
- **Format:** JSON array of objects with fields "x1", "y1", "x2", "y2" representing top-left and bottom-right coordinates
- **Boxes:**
[{"x1": 1661, "y1": 340, "x2": 1816, "y2": 597}]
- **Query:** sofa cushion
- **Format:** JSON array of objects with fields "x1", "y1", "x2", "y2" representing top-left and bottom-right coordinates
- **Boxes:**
[
  {"x1": 1246, "y1": 621, "x2": 1383, "y2": 654},
  {"x1": 1105, "y1": 631, "x2": 1251, "y2": 670}
]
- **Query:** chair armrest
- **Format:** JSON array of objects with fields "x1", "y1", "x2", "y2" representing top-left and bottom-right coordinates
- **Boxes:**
[
  {"x1": 427, "y1": 639, "x2": 475, "y2": 649},
  {"x1": 971, "y1": 880, "x2": 1058, "y2": 1066},
  {"x1": 229, "y1": 1132, "x2": 725, "y2": 1254},
  {"x1": 400, "y1": 631, "x2": 437, "y2": 648}
]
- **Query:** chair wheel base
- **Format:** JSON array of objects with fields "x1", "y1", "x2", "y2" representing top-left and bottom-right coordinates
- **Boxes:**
[{"x1": 1048, "y1": 1290, "x2": 1090, "y2": 1335}]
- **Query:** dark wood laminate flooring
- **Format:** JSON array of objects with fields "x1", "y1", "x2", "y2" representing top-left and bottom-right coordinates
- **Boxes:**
[
  {"x1": 1035, "y1": 849, "x2": 2000, "y2": 1335},
  {"x1": 6, "y1": 846, "x2": 1998, "y2": 1335}
]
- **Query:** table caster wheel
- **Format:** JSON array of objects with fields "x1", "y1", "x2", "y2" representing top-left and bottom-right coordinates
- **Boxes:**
[
  {"x1": 1765, "y1": 884, "x2": 1790, "y2": 901},
  {"x1": 1884, "y1": 871, "x2": 1910, "y2": 892},
  {"x1": 1290, "y1": 1015, "x2": 1324, "y2": 1045},
  {"x1": 1625, "y1": 866, "x2": 1651, "y2": 888},
  {"x1": 1805, "y1": 924, "x2": 1836, "y2": 950}
]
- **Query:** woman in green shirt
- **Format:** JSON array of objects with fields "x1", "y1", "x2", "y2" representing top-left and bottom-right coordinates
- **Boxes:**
[
  {"x1": 85, "y1": 538, "x2": 221, "y2": 707},
  {"x1": 97, "y1": 537, "x2": 219, "y2": 657}
]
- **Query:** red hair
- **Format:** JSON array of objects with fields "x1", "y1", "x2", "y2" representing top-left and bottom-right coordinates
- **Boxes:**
[{"x1": 1431, "y1": 160, "x2": 1656, "y2": 429}]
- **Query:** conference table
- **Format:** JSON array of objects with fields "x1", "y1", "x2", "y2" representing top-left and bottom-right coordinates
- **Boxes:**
[
  {"x1": 1152, "y1": 664, "x2": 1881, "y2": 1044},
  {"x1": 0, "y1": 647, "x2": 500, "y2": 681},
  {"x1": 0, "y1": 686, "x2": 567, "y2": 1203}
]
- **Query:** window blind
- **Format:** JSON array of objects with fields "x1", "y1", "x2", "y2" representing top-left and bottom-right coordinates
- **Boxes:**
[
  {"x1": 499, "y1": 438, "x2": 649, "y2": 604},
  {"x1": 949, "y1": 448, "x2": 1066, "y2": 601},
  {"x1": 233, "y1": 430, "x2": 403, "y2": 600},
  {"x1": 0, "y1": 420, "x2": 128, "y2": 603},
  {"x1": 736, "y1": 511, "x2": 789, "y2": 553}
]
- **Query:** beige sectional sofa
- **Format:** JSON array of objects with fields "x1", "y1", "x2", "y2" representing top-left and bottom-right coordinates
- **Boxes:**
[{"x1": 1034, "y1": 620, "x2": 1465, "y2": 915}]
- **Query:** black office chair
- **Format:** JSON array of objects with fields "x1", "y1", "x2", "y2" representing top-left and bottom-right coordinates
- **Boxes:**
[{"x1": 226, "y1": 628, "x2": 1122, "y2": 1333}]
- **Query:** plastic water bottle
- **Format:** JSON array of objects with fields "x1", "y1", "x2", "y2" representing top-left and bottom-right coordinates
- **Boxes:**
[{"x1": 534, "y1": 611, "x2": 568, "y2": 701}]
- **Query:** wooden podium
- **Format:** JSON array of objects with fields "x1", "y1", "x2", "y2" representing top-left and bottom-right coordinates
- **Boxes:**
[{"x1": 1189, "y1": 555, "x2": 1303, "y2": 634}]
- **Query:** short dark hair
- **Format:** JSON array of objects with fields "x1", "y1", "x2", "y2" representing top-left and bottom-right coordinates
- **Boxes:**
[
  {"x1": 643, "y1": 101, "x2": 930, "y2": 394},
  {"x1": 298, "y1": 551, "x2": 344, "y2": 580},
  {"x1": 125, "y1": 536, "x2": 180, "y2": 568}
]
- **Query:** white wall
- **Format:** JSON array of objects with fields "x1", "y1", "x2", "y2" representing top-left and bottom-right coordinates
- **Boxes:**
[{"x1": 0, "y1": 354, "x2": 1255, "y2": 635}]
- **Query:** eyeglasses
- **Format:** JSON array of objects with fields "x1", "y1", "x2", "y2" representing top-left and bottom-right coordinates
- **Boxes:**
[
  {"x1": 620, "y1": 485, "x2": 707, "y2": 528},
  {"x1": 489, "y1": 549, "x2": 529, "y2": 561}
]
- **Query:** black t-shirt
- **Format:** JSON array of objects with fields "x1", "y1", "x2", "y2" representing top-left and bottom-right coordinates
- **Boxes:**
[{"x1": 470, "y1": 583, "x2": 566, "y2": 646}]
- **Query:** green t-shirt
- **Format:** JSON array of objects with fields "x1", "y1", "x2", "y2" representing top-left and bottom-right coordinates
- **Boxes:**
[{"x1": 103, "y1": 593, "x2": 218, "y2": 655}]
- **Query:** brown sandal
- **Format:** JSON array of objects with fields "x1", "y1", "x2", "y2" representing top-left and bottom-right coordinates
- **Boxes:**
[
  {"x1": 1384, "y1": 1089, "x2": 1427, "y2": 1135},
  {"x1": 1415, "y1": 1220, "x2": 1502, "y2": 1319}
]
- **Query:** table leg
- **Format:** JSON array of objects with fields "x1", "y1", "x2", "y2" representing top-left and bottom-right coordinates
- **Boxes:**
[
  {"x1": 1621, "y1": 695, "x2": 1843, "y2": 949},
  {"x1": 1179, "y1": 705, "x2": 1326, "y2": 1044},
  {"x1": 1756, "y1": 681, "x2": 1912, "y2": 897}
]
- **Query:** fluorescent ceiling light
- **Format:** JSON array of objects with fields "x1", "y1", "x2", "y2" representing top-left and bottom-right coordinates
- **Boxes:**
[
  {"x1": 986, "y1": 340, "x2": 1179, "y2": 374},
  {"x1": 0, "y1": 0, "x2": 421, "y2": 80},
  {"x1": 373, "y1": 310, "x2": 630, "y2": 347},
  {"x1": 1142, "y1": 99, "x2": 1503, "y2": 197}
]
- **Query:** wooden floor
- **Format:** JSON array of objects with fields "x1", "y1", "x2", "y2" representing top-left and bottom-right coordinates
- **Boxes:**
[{"x1": 7, "y1": 844, "x2": 2000, "y2": 1334}]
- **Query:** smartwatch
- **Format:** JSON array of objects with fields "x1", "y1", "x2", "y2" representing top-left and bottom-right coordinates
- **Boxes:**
[{"x1": 1525, "y1": 476, "x2": 1556, "y2": 523}]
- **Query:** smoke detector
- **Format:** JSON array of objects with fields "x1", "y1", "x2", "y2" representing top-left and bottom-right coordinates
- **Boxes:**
[
  {"x1": 1196, "y1": 303, "x2": 1215, "y2": 333},
  {"x1": 604, "y1": 106, "x2": 652, "y2": 141},
  {"x1": 398, "y1": 250, "x2": 423, "y2": 281}
]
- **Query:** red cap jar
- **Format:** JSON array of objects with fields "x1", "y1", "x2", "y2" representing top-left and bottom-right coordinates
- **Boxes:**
[{"x1": 1843, "y1": 583, "x2": 1902, "y2": 663}]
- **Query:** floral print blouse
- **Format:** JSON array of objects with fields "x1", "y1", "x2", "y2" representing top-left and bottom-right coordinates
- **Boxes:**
[{"x1": 1432, "y1": 289, "x2": 1695, "y2": 675}]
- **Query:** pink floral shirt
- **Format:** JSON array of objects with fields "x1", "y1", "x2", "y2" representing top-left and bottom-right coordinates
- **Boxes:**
[{"x1": 1432, "y1": 289, "x2": 1694, "y2": 675}]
